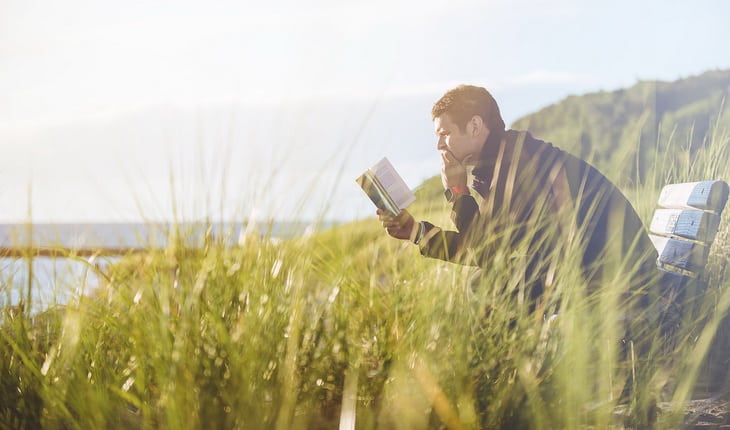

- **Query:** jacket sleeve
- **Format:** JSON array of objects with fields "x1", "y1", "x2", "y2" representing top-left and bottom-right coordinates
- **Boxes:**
[{"x1": 417, "y1": 194, "x2": 481, "y2": 265}]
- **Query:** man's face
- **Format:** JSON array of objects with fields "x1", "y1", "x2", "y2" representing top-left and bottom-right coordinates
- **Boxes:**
[{"x1": 433, "y1": 113, "x2": 485, "y2": 165}]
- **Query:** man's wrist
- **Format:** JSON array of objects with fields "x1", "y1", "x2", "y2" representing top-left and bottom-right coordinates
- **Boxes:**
[{"x1": 444, "y1": 185, "x2": 470, "y2": 203}]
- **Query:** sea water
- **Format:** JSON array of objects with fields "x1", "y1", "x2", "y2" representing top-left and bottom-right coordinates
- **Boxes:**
[{"x1": 0, "y1": 221, "x2": 321, "y2": 313}]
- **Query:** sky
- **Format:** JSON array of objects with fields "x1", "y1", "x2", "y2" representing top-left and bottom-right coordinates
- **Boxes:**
[{"x1": 2, "y1": 0, "x2": 730, "y2": 224}]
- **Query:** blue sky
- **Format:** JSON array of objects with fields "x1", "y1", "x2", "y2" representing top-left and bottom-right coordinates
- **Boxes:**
[{"x1": 2, "y1": 0, "x2": 730, "y2": 222}]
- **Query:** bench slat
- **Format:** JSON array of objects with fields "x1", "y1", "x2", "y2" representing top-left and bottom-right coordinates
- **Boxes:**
[
  {"x1": 649, "y1": 209, "x2": 721, "y2": 243},
  {"x1": 658, "y1": 268, "x2": 691, "y2": 289},
  {"x1": 657, "y1": 180, "x2": 730, "y2": 212},
  {"x1": 650, "y1": 234, "x2": 708, "y2": 274}
]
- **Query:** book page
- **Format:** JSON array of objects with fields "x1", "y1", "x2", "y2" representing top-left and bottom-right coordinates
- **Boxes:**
[
  {"x1": 355, "y1": 170, "x2": 400, "y2": 216},
  {"x1": 370, "y1": 158, "x2": 415, "y2": 210}
]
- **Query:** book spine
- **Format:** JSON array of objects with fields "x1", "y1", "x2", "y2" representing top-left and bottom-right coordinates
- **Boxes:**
[{"x1": 370, "y1": 171, "x2": 400, "y2": 216}]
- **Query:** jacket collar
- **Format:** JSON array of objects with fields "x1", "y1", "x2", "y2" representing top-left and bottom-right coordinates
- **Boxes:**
[{"x1": 474, "y1": 129, "x2": 507, "y2": 169}]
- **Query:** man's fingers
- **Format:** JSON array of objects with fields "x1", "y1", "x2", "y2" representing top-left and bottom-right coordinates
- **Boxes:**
[
  {"x1": 441, "y1": 152, "x2": 464, "y2": 172},
  {"x1": 395, "y1": 210, "x2": 410, "y2": 222},
  {"x1": 441, "y1": 150, "x2": 467, "y2": 190},
  {"x1": 382, "y1": 219, "x2": 395, "y2": 228},
  {"x1": 441, "y1": 149, "x2": 458, "y2": 164},
  {"x1": 382, "y1": 214, "x2": 410, "y2": 229},
  {"x1": 380, "y1": 213, "x2": 397, "y2": 227},
  {"x1": 379, "y1": 213, "x2": 395, "y2": 224},
  {"x1": 382, "y1": 218, "x2": 404, "y2": 228}
]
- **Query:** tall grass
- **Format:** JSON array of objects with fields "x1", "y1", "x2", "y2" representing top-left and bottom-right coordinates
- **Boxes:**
[{"x1": 1, "y1": 121, "x2": 729, "y2": 429}]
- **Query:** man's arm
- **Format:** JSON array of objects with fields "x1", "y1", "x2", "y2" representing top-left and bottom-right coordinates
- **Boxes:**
[
  {"x1": 417, "y1": 193, "x2": 480, "y2": 264},
  {"x1": 376, "y1": 198, "x2": 480, "y2": 266},
  {"x1": 377, "y1": 151, "x2": 482, "y2": 265}
]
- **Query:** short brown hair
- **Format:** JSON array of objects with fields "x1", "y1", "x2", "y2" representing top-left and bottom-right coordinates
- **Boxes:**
[{"x1": 431, "y1": 85, "x2": 505, "y2": 134}]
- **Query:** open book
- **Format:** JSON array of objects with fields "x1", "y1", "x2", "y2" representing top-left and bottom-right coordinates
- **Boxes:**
[{"x1": 356, "y1": 157, "x2": 415, "y2": 217}]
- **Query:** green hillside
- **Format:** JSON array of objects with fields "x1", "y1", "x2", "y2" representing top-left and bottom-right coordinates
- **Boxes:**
[{"x1": 511, "y1": 69, "x2": 730, "y2": 187}]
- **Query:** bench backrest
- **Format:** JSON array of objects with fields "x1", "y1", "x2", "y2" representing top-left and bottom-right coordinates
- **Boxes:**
[{"x1": 648, "y1": 180, "x2": 729, "y2": 286}]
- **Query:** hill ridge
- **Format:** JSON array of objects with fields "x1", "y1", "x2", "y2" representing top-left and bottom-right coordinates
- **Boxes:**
[{"x1": 510, "y1": 69, "x2": 730, "y2": 185}]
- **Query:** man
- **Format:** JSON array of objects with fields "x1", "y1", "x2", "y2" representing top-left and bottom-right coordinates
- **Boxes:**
[
  {"x1": 377, "y1": 85, "x2": 661, "y2": 426},
  {"x1": 379, "y1": 84, "x2": 658, "y2": 311}
]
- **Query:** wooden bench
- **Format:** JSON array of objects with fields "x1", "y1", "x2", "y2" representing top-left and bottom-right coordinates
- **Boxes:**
[
  {"x1": 649, "y1": 180, "x2": 729, "y2": 290},
  {"x1": 646, "y1": 180, "x2": 729, "y2": 341}
]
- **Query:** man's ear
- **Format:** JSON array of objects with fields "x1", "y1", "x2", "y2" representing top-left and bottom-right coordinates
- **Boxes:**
[{"x1": 470, "y1": 115, "x2": 484, "y2": 136}]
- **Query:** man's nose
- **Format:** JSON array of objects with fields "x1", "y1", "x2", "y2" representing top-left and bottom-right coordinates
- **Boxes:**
[{"x1": 436, "y1": 137, "x2": 446, "y2": 150}]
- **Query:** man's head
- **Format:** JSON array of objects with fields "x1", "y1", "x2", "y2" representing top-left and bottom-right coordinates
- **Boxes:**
[
  {"x1": 432, "y1": 85, "x2": 505, "y2": 164},
  {"x1": 432, "y1": 85, "x2": 505, "y2": 134}
]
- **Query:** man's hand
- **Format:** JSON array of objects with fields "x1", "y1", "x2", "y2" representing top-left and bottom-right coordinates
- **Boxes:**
[
  {"x1": 377, "y1": 209, "x2": 419, "y2": 242},
  {"x1": 441, "y1": 150, "x2": 467, "y2": 190}
]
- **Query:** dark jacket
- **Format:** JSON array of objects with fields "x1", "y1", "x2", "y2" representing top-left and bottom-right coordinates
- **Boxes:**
[{"x1": 418, "y1": 129, "x2": 658, "y2": 308}]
